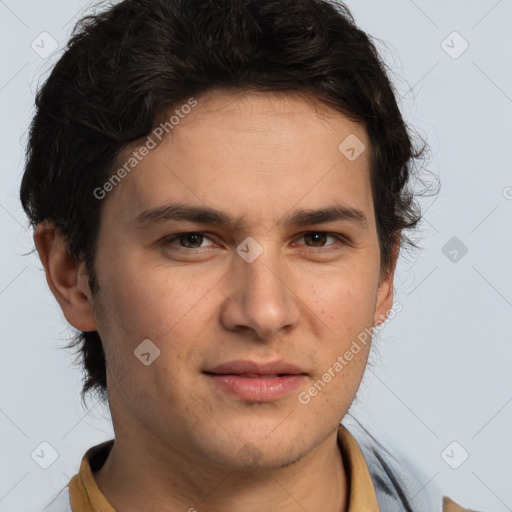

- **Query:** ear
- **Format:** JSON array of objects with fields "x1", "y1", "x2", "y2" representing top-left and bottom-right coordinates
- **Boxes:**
[
  {"x1": 373, "y1": 236, "x2": 400, "y2": 326},
  {"x1": 33, "y1": 221, "x2": 97, "y2": 332}
]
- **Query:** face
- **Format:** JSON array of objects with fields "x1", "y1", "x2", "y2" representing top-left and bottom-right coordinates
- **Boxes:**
[{"x1": 86, "y1": 90, "x2": 395, "y2": 470}]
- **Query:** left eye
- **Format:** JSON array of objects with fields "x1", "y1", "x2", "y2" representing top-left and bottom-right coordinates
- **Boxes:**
[
  {"x1": 164, "y1": 233, "x2": 214, "y2": 249},
  {"x1": 296, "y1": 232, "x2": 345, "y2": 248}
]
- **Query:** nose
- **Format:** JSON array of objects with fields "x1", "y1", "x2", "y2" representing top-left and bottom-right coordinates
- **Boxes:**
[{"x1": 219, "y1": 244, "x2": 301, "y2": 341}]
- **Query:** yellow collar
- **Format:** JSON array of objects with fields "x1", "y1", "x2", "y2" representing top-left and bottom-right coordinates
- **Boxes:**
[{"x1": 338, "y1": 425, "x2": 379, "y2": 511}]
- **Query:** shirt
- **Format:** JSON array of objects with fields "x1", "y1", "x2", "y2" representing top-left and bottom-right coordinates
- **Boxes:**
[{"x1": 43, "y1": 425, "x2": 473, "y2": 511}]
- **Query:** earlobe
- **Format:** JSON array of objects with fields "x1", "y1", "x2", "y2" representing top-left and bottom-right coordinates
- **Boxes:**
[
  {"x1": 374, "y1": 274, "x2": 394, "y2": 326},
  {"x1": 33, "y1": 221, "x2": 97, "y2": 332}
]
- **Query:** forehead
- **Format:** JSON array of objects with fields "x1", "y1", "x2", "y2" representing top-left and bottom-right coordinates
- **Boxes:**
[{"x1": 104, "y1": 90, "x2": 374, "y2": 232}]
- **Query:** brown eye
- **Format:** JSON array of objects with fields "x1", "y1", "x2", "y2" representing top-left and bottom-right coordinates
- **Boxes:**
[
  {"x1": 299, "y1": 232, "x2": 345, "y2": 249},
  {"x1": 178, "y1": 233, "x2": 204, "y2": 248},
  {"x1": 164, "y1": 233, "x2": 213, "y2": 249},
  {"x1": 303, "y1": 232, "x2": 329, "y2": 247}
]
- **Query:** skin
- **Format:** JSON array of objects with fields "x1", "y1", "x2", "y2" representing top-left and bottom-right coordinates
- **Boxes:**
[{"x1": 35, "y1": 90, "x2": 398, "y2": 512}]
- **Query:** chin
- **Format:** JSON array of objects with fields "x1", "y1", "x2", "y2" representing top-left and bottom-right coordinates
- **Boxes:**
[
  {"x1": 186, "y1": 423, "x2": 301, "y2": 469},
  {"x1": 215, "y1": 443, "x2": 306, "y2": 473}
]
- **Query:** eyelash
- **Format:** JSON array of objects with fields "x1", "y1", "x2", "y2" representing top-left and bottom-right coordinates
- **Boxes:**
[{"x1": 162, "y1": 232, "x2": 349, "y2": 252}]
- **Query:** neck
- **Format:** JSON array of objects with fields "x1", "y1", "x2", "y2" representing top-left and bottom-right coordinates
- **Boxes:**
[{"x1": 94, "y1": 425, "x2": 348, "y2": 512}]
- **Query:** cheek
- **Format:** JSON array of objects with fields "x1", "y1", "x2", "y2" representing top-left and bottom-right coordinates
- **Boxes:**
[
  {"x1": 93, "y1": 256, "x2": 219, "y2": 383},
  {"x1": 306, "y1": 265, "x2": 379, "y2": 338},
  {"x1": 298, "y1": 263, "x2": 379, "y2": 405},
  {"x1": 95, "y1": 254, "x2": 215, "y2": 339}
]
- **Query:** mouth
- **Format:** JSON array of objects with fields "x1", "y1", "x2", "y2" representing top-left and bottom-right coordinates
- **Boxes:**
[{"x1": 203, "y1": 360, "x2": 307, "y2": 402}]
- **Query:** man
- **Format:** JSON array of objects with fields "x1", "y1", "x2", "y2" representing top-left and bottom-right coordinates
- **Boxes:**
[{"x1": 21, "y1": 0, "x2": 473, "y2": 510}]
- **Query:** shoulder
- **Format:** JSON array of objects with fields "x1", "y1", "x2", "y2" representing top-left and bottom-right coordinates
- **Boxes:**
[{"x1": 343, "y1": 421, "x2": 435, "y2": 512}]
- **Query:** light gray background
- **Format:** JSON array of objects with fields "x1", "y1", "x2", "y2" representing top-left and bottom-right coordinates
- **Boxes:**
[{"x1": 1, "y1": 0, "x2": 511, "y2": 510}]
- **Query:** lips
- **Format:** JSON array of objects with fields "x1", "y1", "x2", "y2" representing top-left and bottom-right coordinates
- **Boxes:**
[
  {"x1": 204, "y1": 360, "x2": 307, "y2": 402},
  {"x1": 204, "y1": 359, "x2": 307, "y2": 377}
]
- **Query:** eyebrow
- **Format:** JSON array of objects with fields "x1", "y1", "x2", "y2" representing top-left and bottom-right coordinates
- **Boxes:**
[{"x1": 134, "y1": 202, "x2": 368, "y2": 230}]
